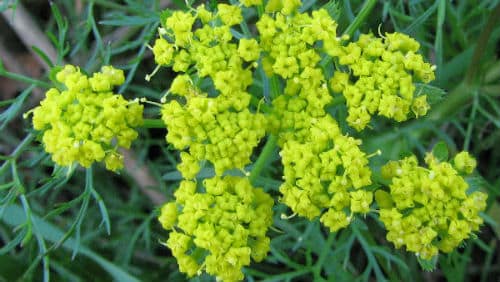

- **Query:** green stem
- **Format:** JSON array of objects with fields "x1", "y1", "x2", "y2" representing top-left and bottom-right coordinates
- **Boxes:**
[
  {"x1": 343, "y1": 0, "x2": 378, "y2": 38},
  {"x1": 269, "y1": 75, "x2": 281, "y2": 99},
  {"x1": 142, "y1": 118, "x2": 165, "y2": 128},
  {"x1": 351, "y1": 222, "x2": 385, "y2": 281},
  {"x1": 463, "y1": 90, "x2": 479, "y2": 151},
  {"x1": 250, "y1": 95, "x2": 272, "y2": 113},
  {"x1": 89, "y1": 0, "x2": 141, "y2": 13},
  {"x1": 484, "y1": 60, "x2": 500, "y2": 83},
  {"x1": 312, "y1": 232, "x2": 335, "y2": 279},
  {"x1": 434, "y1": 0, "x2": 445, "y2": 82},
  {"x1": 20, "y1": 194, "x2": 50, "y2": 282},
  {"x1": 0, "y1": 133, "x2": 35, "y2": 176},
  {"x1": 19, "y1": 194, "x2": 33, "y2": 245},
  {"x1": 13, "y1": 133, "x2": 35, "y2": 159},
  {"x1": 328, "y1": 95, "x2": 346, "y2": 107},
  {"x1": 257, "y1": 4, "x2": 264, "y2": 17},
  {"x1": 0, "y1": 70, "x2": 51, "y2": 88},
  {"x1": 249, "y1": 134, "x2": 277, "y2": 185},
  {"x1": 465, "y1": 3, "x2": 500, "y2": 85}
]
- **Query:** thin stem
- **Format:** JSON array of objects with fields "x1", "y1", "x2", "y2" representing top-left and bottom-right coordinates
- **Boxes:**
[
  {"x1": 463, "y1": 90, "x2": 479, "y2": 151},
  {"x1": 90, "y1": 185, "x2": 111, "y2": 235},
  {"x1": 257, "y1": 3, "x2": 264, "y2": 17},
  {"x1": 434, "y1": 0, "x2": 445, "y2": 83},
  {"x1": 249, "y1": 134, "x2": 277, "y2": 185},
  {"x1": 20, "y1": 194, "x2": 50, "y2": 282},
  {"x1": 351, "y1": 222, "x2": 385, "y2": 281},
  {"x1": 250, "y1": 95, "x2": 272, "y2": 113},
  {"x1": 269, "y1": 75, "x2": 281, "y2": 99},
  {"x1": 0, "y1": 70, "x2": 51, "y2": 88},
  {"x1": 47, "y1": 168, "x2": 92, "y2": 255},
  {"x1": 465, "y1": 3, "x2": 500, "y2": 85},
  {"x1": 312, "y1": 232, "x2": 336, "y2": 279},
  {"x1": 88, "y1": 0, "x2": 141, "y2": 13},
  {"x1": 343, "y1": 0, "x2": 378, "y2": 38},
  {"x1": 328, "y1": 95, "x2": 346, "y2": 107},
  {"x1": 142, "y1": 118, "x2": 165, "y2": 128},
  {"x1": 229, "y1": 0, "x2": 252, "y2": 38},
  {"x1": 12, "y1": 133, "x2": 35, "y2": 159},
  {"x1": 0, "y1": 133, "x2": 35, "y2": 176}
]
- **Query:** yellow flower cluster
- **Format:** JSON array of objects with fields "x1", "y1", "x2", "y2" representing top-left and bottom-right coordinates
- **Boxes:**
[
  {"x1": 152, "y1": 1, "x2": 487, "y2": 278},
  {"x1": 258, "y1": 8, "x2": 337, "y2": 85},
  {"x1": 257, "y1": 6, "x2": 373, "y2": 231},
  {"x1": 158, "y1": 176, "x2": 274, "y2": 282},
  {"x1": 329, "y1": 33, "x2": 435, "y2": 130},
  {"x1": 278, "y1": 116, "x2": 374, "y2": 232},
  {"x1": 155, "y1": 3, "x2": 266, "y2": 178},
  {"x1": 378, "y1": 152, "x2": 487, "y2": 260},
  {"x1": 161, "y1": 95, "x2": 266, "y2": 177},
  {"x1": 154, "y1": 4, "x2": 273, "y2": 281},
  {"x1": 30, "y1": 65, "x2": 143, "y2": 171},
  {"x1": 20, "y1": 0, "x2": 487, "y2": 278}
]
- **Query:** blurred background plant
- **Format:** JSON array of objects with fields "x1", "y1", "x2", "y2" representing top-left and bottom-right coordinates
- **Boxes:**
[{"x1": 0, "y1": 0, "x2": 499, "y2": 281}]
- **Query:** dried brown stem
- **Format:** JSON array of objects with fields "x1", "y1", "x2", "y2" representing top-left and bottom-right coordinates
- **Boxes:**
[
  {"x1": 122, "y1": 150, "x2": 166, "y2": 206},
  {"x1": 2, "y1": 2, "x2": 57, "y2": 69}
]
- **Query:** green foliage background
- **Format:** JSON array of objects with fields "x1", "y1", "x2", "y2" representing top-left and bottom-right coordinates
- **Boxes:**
[{"x1": 1, "y1": 0, "x2": 499, "y2": 281}]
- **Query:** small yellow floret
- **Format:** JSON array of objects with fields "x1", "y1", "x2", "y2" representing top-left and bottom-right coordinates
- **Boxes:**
[
  {"x1": 453, "y1": 151, "x2": 477, "y2": 174},
  {"x1": 159, "y1": 202, "x2": 178, "y2": 230},
  {"x1": 217, "y1": 4, "x2": 243, "y2": 26},
  {"x1": 238, "y1": 38, "x2": 260, "y2": 62}
]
